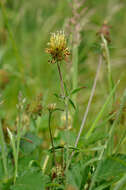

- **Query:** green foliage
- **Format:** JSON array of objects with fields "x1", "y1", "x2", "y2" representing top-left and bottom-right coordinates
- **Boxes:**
[
  {"x1": 97, "y1": 154, "x2": 126, "y2": 181},
  {"x1": 0, "y1": 0, "x2": 126, "y2": 189},
  {"x1": 66, "y1": 160, "x2": 90, "y2": 189},
  {"x1": 11, "y1": 169, "x2": 49, "y2": 190},
  {"x1": 0, "y1": 159, "x2": 4, "y2": 180},
  {"x1": 20, "y1": 132, "x2": 42, "y2": 154}
]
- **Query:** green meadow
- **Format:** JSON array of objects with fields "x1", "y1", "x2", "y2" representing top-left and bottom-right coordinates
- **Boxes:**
[{"x1": 0, "y1": 0, "x2": 126, "y2": 189}]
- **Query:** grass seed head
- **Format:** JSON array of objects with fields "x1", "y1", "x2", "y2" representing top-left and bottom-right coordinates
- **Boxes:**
[
  {"x1": 98, "y1": 21, "x2": 111, "y2": 43},
  {"x1": 26, "y1": 93, "x2": 43, "y2": 119}
]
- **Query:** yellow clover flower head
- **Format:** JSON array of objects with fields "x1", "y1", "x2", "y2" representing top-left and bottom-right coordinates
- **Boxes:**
[{"x1": 45, "y1": 31, "x2": 70, "y2": 64}]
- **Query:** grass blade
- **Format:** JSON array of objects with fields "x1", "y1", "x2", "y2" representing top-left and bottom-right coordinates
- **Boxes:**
[
  {"x1": 85, "y1": 80, "x2": 120, "y2": 139},
  {"x1": 7, "y1": 128, "x2": 17, "y2": 183},
  {"x1": 113, "y1": 174, "x2": 126, "y2": 190},
  {"x1": 89, "y1": 88, "x2": 126, "y2": 190},
  {"x1": 72, "y1": 45, "x2": 78, "y2": 103},
  {"x1": 0, "y1": 120, "x2": 8, "y2": 176}
]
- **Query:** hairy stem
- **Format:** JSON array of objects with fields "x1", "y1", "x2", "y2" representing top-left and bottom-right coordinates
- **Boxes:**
[{"x1": 57, "y1": 62, "x2": 65, "y2": 97}]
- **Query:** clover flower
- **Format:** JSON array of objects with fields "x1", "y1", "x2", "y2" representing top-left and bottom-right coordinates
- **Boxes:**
[
  {"x1": 45, "y1": 31, "x2": 70, "y2": 64},
  {"x1": 47, "y1": 103, "x2": 56, "y2": 111}
]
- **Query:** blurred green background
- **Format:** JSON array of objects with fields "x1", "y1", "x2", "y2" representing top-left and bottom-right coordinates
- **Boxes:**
[{"x1": 0, "y1": 0, "x2": 126, "y2": 134}]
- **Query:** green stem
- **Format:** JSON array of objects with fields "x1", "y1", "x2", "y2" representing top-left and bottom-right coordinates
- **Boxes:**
[
  {"x1": 101, "y1": 35, "x2": 113, "y2": 99},
  {"x1": 14, "y1": 109, "x2": 22, "y2": 183},
  {"x1": 0, "y1": 120, "x2": 8, "y2": 177},
  {"x1": 85, "y1": 80, "x2": 120, "y2": 140},
  {"x1": 66, "y1": 55, "x2": 102, "y2": 170},
  {"x1": 48, "y1": 111, "x2": 56, "y2": 167},
  {"x1": 101, "y1": 34, "x2": 115, "y2": 154},
  {"x1": 7, "y1": 128, "x2": 17, "y2": 183},
  {"x1": 57, "y1": 62, "x2": 65, "y2": 97},
  {"x1": 31, "y1": 117, "x2": 38, "y2": 134},
  {"x1": 65, "y1": 98, "x2": 69, "y2": 170},
  {"x1": 89, "y1": 89, "x2": 126, "y2": 190},
  {"x1": 72, "y1": 45, "x2": 78, "y2": 103},
  {"x1": 56, "y1": 62, "x2": 69, "y2": 171}
]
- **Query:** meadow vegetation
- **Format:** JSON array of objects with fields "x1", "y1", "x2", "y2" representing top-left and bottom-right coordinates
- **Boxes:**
[{"x1": 0, "y1": 0, "x2": 126, "y2": 189}]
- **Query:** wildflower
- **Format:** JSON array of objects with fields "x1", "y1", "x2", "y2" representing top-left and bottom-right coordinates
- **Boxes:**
[
  {"x1": 45, "y1": 31, "x2": 70, "y2": 64},
  {"x1": 47, "y1": 103, "x2": 56, "y2": 112}
]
